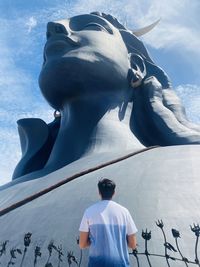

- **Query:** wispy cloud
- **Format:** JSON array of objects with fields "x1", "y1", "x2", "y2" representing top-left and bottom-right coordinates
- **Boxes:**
[
  {"x1": 132, "y1": 0, "x2": 200, "y2": 58},
  {"x1": 175, "y1": 84, "x2": 200, "y2": 123},
  {"x1": 26, "y1": 16, "x2": 37, "y2": 33},
  {"x1": 0, "y1": 128, "x2": 20, "y2": 185}
]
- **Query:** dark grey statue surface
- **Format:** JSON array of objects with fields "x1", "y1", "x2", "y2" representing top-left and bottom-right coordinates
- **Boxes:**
[{"x1": 12, "y1": 12, "x2": 200, "y2": 181}]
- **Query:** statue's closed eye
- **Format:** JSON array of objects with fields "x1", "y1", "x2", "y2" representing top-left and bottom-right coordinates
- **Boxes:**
[{"x1": 83, "y1": 23, "x2": 113, "y2": 34}]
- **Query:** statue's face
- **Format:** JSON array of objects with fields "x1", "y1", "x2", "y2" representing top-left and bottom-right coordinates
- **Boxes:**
[{"x1": 39, "y1": 14, "x2": 130, "y2": 109}]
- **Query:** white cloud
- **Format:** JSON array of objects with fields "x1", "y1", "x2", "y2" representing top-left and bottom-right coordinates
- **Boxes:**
[
  {"x1": 26, "y1": 16, "x2": 37, "y2": 33},
  {"x1": 175, "y1": 84, "x2": 200, "y2": 124},
  {"x1": 0, "y1": 128, "x2": 20, "y2": 185},
  {"x1": 133, "y1": 0, "x2": 200, "y2": 57}
]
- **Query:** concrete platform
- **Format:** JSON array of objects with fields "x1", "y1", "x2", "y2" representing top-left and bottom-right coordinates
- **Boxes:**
[{"x1": 0, "y1": 145, "x2": 199, "y2": 266}]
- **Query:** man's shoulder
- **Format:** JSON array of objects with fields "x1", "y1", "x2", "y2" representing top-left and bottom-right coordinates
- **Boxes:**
[
  {"x1": 84, "y1": 201, "x2": 102, "y2": 214},
  {"x1": 84, "y1": 200, "x2": 129, "y2": 215},
  {"x1": 110, "y1": 201, "x2": 129, "y2": 213}
]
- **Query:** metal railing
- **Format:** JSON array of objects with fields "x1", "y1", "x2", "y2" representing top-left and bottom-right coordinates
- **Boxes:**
[
  {"x1": 0, "y1": 220, "x2": 199, "y2": 267},
  {"x1": 131, "y1": 220, "x2": 200, "y2": 267}
]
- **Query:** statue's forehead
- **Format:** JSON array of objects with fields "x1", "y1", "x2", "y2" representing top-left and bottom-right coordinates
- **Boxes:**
[{"x1": 55, "y1": 14, "x2": 114, "y2": 32}]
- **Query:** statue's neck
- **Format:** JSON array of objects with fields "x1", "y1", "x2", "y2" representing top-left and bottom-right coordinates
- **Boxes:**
[{"x1": 45, "y1": 98, "x2": 143, "y2": 172}]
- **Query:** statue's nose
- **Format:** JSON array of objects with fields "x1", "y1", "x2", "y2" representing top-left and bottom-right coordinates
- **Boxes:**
[{"x1": 46, "y1": 22, "x2": 69, "y2": 39}]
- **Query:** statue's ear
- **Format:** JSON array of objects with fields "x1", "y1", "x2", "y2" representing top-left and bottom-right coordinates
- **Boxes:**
[{"x1": 127, "y1": 53, "x2": 146, "y2": 88}]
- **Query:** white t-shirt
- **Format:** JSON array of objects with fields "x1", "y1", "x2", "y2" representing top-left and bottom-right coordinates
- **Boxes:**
[{"x1": 79, "y1": 200, "x2": 137, "y2": 267}]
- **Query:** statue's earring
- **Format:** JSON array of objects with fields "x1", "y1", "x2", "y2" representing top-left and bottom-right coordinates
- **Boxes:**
[
  {"x1": 54, "y1": 110, "x2": 61, "y2": 118},
  {"x1": 128, "y1": 53, "x2": 146, "y2": 88},
  {"x1": 127, "y1": 68, "x2": 143, "y2": 88},
  {"x1": 129, "y1": 69, "x2": 143, "y2": 88}
]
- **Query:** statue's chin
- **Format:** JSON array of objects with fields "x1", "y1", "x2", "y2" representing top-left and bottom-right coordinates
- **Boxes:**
[{"x1": 39, "y1": 57, "x2": 127, "y2": 109}]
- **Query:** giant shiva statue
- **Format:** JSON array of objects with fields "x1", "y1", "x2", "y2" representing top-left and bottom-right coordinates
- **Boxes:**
[
  {"x1": 0, "y1": 12, "x2": 200, "y2": 267},
  {"x1": 12, "y1": 12, "x2": 200, "y2": 180}
]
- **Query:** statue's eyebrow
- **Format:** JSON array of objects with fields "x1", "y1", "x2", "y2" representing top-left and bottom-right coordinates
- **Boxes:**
[
  {"x1": 69, "y1": 15, "x2": 113, "y2": 34},
  {"x1": 83, "y1": 22, "x2": 113, "y2": 34},
  {"x1": 91, "y1": 18, "x2": 113, "y2": 34}
]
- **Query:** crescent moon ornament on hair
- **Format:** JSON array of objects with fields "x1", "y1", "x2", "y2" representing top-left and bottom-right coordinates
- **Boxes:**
[{"x1": 132, "y1": 19, "x2": 161, "y2": 36}]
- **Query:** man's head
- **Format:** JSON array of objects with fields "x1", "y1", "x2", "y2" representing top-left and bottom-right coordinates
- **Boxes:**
[{"x1": 98, "y1": 178, "x2": 116, "y2": 200}]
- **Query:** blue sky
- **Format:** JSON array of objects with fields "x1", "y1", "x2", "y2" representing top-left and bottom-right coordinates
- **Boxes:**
[{"x1": 0, "y1": 0, "x2": 200, "y2": 185}]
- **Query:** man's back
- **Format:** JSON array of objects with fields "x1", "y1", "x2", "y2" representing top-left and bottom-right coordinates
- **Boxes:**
[{"x1": 79, "y1": 200, "x2": 137, "y2": 267}]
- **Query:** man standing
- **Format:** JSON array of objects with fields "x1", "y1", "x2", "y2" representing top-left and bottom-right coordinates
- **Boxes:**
[{"x1": 79, "y1": 178, "x2": 137, "y2": 267}]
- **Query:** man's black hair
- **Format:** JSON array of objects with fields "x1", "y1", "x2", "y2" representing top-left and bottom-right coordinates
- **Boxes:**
[{"x1": 98, "y1": 178, "x2": 116, "y2": 200}]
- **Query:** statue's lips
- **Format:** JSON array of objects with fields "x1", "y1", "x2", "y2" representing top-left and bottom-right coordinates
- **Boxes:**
[{"x1": 44, "y1": 35, "x2": 79, "y2": 55}]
